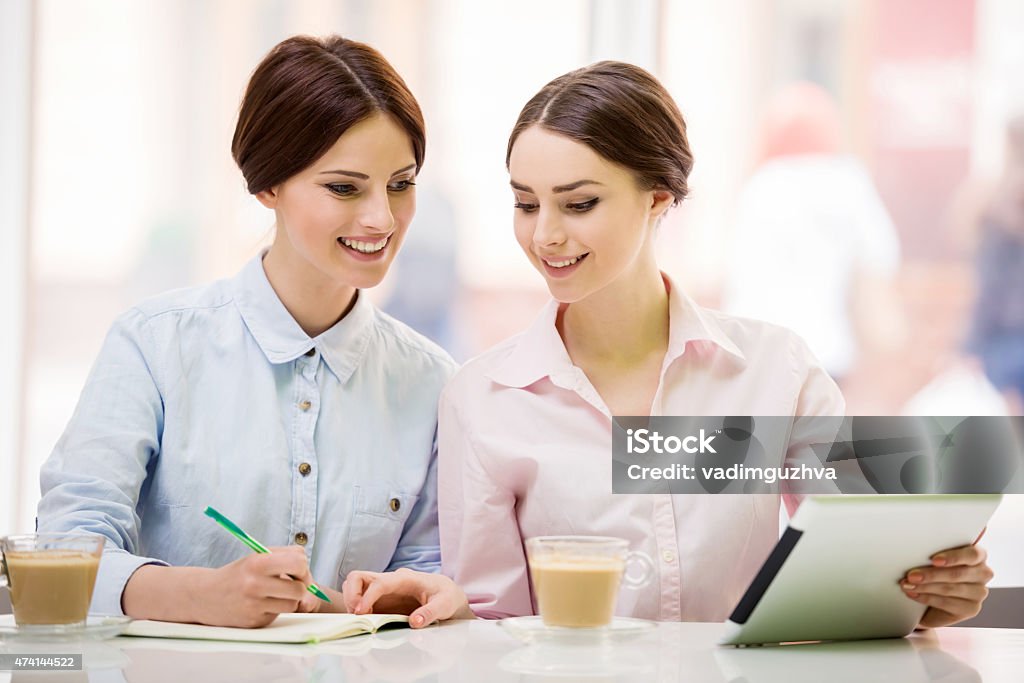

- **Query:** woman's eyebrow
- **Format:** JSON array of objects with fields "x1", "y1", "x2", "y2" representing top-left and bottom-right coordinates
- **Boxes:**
[
  {"x1": 390, "y1": 163, "x2": 417, "y2": 177},
  {"x1": 552, "y1": 179, "x2": 602, "y2": 193},
  {"x1": 317, "y1": 163, "x2": 416, "y2": 180},
  {"x1": 318, "y1": 169, "x2": 368, "y2": 179},
  {"x1": 510, "y1": 179, "x2": 603, "y2": 193}
]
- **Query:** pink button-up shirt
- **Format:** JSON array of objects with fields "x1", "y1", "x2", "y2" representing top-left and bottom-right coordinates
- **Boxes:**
[{"x1": 438, "y1": 276, "x2": 845, "y2": 621}]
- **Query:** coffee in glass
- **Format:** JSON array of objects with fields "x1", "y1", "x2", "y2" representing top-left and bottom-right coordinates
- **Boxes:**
[{"x1": 1, "y1": 533, "x2": 105, "y2": 631}]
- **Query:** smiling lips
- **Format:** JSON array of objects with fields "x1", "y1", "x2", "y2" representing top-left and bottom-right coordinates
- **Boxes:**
[
  {"x1": 541, "y1": 252, "x2": 589, "y2": 268},
  {"x1": 539, "y1": 252, "x2": 589, "y2": 278},
  {"x1": 339, "y1": 235, "x2": 390, "y2": 254}
]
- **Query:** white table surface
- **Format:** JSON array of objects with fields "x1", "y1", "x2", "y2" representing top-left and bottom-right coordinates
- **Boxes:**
[{"x1": 2, "y1": 619, "x2": 1023, "y2": 682}]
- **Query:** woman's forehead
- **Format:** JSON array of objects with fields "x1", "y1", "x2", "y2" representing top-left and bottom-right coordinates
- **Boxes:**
[{"x1": 508, "y1": 126, "x2": 629, "y2": 191}]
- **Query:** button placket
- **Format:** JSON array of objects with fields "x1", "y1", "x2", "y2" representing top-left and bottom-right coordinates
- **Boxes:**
[
  {"x1": 652, "y1": 495, "x2": 682, "y2": 621},
  {"x1": 290, "y1": 355, "x2": 320, "y2": 553}
]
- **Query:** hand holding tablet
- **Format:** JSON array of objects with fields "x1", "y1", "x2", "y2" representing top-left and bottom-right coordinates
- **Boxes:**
[
  {"x1": 901, "y1": 536, "x2": 993, "y2": 628},
  {"x1": 720, "y1": 494, "x2": 1001, "y2": 646}
]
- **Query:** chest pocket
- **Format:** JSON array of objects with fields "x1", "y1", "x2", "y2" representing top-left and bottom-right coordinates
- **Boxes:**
[{"x1": 337, "y1": 484, "x2": 419, "y2": 580}]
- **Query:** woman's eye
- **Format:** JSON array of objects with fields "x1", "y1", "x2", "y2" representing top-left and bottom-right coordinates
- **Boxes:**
[
  {"x1": 514, "y1": 202, "x2": 538, "y2": 213},
  {"x1": 567, "y1": 198, "x2": 599, "y2": 212},
  {"x1": 387, "y1": 179, "x2": 416, "y2": 192},
  {"x1": 326, "y1": 183, "x2": 357, "y2": 196}
]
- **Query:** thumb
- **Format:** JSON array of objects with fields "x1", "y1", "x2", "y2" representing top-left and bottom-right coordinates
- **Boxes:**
[{"x1": 409, "y1": 603, "x2": 435, "y2": 629}]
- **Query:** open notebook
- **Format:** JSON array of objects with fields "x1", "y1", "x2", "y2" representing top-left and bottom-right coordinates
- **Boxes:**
[{"x1": 121, "y1": 613, "x2": 409, "y2": 644}]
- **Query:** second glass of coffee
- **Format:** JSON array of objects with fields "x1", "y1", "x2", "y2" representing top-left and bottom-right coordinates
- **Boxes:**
[{"x1": 525, "y1": 535, "x2": 654, "y2": 628}]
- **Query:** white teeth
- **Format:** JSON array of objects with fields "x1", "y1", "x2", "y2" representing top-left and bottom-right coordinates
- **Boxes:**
[
  {"x1": 545, "y1": 255, "x2": 582, "y2": 268},
  {"x1": 340, "y1": 236, "x2": 389, "y2": 253}
]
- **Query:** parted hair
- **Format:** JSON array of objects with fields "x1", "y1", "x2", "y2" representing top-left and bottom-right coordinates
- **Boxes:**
[
  {"x1": 507, "y1": 61, "x2": 693, "y2": 205},
  {"x1": 232, "y1": 35, "x2": 425, "y2": 194}
]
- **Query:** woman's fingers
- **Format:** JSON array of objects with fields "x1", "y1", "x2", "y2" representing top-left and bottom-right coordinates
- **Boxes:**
[
  {"x1": 905, "y1": 544, "x2": 994, "y2": 629},
  {"x1": 339, "y1": 570, "x2": 468, "y2": 625},
  {"x1": 296, "y1": 591, "x2": 322, "y2": 613},
  {"x1": 409, "y1": 602, "x2": 436, "y2": 628},
  {"x1": 261, "y1": 546, "x2": 315, "y2": 582},
  {"x1": 257, "y1": 596, "x2": 305, "y2": 614},
  {"x1": 354, "y1": 573, "x2": 405, "y2": 614},
  {"x1": 903, "y1": 581, "x2": 989, "y2": 602},
  {"x1": 342, "y1": 572, "x2": 376, "y2": 613},
  {"x1": 930, "y1": 543, "x2": 987, "y2": 568},
  {"x1": 903, "y1": 561, "x2": 993, "y2": 586},
  {"x1": 408, "y1": 587, "x2": 458, "y2": 628}
]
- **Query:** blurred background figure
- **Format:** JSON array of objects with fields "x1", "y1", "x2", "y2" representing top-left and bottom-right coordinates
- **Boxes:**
[
  {"x1": 721, "y1": 82, "x2": 907, "y2": 385},
  {"x1": 965, "y1": 114, "x2": 1024, "y2": 414}
]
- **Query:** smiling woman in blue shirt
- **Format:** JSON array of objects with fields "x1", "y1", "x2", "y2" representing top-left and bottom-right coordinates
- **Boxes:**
[{"x1": 35, "y1": 35, "x2": 456, "y2": 628}]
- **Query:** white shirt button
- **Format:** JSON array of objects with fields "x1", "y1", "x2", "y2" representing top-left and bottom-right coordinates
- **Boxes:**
[{"x1": 662, "y1": 551, "x2": 675, "y2": 563}]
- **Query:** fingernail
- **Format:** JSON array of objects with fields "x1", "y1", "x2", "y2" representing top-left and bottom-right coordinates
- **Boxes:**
[
  {"x1": 906, "y1": 590, "x2": 919, "y2": 598},
  {"x1": 902, "y1": 583, "x2": 917, "y2": 591},
  {"x1": 411, "y1": 614, "x2": 424, "y2": 627},
  {"x1": 932, "y1": 557, "x2": 947, "y2": 567},
  {"x1": 908, "y1": 572, "x2": 924, "y2": 583},
  {"x1": 355, "y1": 601, "x2": 364, "y2": 614}
]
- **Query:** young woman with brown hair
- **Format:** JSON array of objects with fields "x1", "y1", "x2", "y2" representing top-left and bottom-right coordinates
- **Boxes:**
[
  {"x1": 36, "y1": 35, "x2": 456, "y2": 628},
  {"x1": 344, "y1": 61, "x2": 993, "y2": 629}
]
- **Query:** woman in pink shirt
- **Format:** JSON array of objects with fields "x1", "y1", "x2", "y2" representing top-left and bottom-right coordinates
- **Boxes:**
[{"x1": 343, "y1": 61, "x2": 993, "y2": 629}]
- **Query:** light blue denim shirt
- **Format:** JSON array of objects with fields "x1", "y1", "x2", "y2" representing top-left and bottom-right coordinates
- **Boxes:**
[{"x1": 37, "y1": 254, "x2": 456, "y2": 615}]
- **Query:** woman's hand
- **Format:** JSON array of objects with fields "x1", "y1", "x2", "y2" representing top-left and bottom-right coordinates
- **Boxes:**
[
  {"x1": 123, "y1": 545, "x2": 318, "y2": 627},
  {"x1": 341, "y1": 568, "x2": 473, "y2": 628},
  {"x1": 902, "y1": 543, "x2": 994, "y2": 629},
  {"x1": 195, "y1": 545, "x2": 317, "y2": 627}
]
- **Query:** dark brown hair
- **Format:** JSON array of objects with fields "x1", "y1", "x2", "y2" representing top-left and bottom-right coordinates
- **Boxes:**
[
  {"x1": 232, "y1": 35, "x2": 425, "y2": 194},
  {"x1": 507, "y1": 61, "x2": 693, "y2": 205}
]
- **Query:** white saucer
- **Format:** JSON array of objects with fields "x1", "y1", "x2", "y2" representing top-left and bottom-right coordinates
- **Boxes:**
[
  {"x1": 498, "y1": 616, "x2": 656, "y2": 645},
  {"x1": 0, "y1": 615, "x2": 133, "y2": 643}
]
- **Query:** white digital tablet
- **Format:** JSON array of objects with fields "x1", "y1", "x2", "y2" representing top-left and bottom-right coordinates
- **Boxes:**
[{"x1": 719, "y1": 494, "x2": 1002, "y2": 646}]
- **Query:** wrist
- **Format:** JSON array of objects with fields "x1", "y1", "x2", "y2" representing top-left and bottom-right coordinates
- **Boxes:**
[
  {"x1": 122, "y1": 564, "x2": 216, "y2": 623},
  {"x1": 185, "y1": 567, "x2": 217, "y2": 624}
]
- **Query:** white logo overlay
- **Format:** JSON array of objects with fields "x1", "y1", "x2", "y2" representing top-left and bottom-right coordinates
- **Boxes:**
[{"x1": 612, "y1": 416, "x2": 1024, "y2": 494}]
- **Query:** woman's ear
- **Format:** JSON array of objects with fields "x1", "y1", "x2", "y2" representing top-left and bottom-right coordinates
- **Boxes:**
[
  {"x1": 255, "y1": 187, "x2": 279, "y2": 209},
  {"x1": 650, "y1": 189, "x2": 675, "y2": 220}
]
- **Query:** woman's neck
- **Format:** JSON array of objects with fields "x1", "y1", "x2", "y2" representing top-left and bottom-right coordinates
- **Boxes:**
[
  {"x1": 559, "y1": 258, "x2": 670, "y2": 369},
  {"x1": 262, "y1": 245, "x2": 357, "y2": 338}
]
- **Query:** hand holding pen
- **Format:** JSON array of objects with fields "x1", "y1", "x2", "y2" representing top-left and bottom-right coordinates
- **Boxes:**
[{"x1": 193, "y1": 506, "x2": 331, "y2": 628}]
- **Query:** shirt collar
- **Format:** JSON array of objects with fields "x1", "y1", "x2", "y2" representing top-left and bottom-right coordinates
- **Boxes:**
[
  {"x1": 487, "y1": 273, "x2": 746, "y2": 389},
  {"x1": 231, "y1": 252, "x2": 374, "y2": 383}
]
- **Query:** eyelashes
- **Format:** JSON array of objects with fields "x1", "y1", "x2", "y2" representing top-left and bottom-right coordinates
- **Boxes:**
[
  {"x1": 568, "y1": 198, "x2": 598, "y2": 212},
  {"x1": 387, "y1": 179, "x2": 416, "y2": 192},
  {"x1": 324, "y1": 180, "x2": 416, "y2": 197},
  {"x1": 326, "y1": 183, "x2": 357, "y2": 197},
  {"x1": 513, "y1": 198, "x2": 600, "y2": 213}
]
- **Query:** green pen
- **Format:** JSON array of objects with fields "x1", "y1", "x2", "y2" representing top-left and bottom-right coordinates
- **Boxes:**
[{"x1": 203, "y1": 505, "x2": 331, "y2": 603}]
